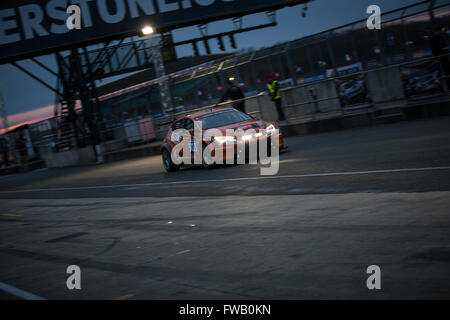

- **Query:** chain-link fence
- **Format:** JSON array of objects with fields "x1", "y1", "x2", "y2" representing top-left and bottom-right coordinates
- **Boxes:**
[{"x1": 97, "y1": 0, "x2": 449, "y2": 122}]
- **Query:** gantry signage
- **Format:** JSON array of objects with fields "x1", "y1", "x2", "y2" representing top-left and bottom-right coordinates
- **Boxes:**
[{"x1": 0, "y1": 0, "x2": 309, "y2": 63}]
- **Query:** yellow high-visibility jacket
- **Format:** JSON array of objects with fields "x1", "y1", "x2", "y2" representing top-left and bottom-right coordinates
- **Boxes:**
[{"x1": 268, "y1": 80, "x2": 281, "y2": 100}]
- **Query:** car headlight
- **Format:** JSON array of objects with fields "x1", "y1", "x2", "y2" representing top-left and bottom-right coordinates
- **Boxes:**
[
  {"x1": 265, "y1": 124, "x2": 277, "y2": 134},
  {"x1": 240, "y1": 132, "x2": 263, "y2": 141},
  {"x1": 214, "y1": 136, "x2": 235, "y2": 144}
]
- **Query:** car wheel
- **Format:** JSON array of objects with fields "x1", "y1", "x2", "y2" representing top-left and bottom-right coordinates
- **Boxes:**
[
  {"x1": 162, "y1": 148, "x2": 178, "y2": 172},
  {"x1": 202, "y1": 143, "x2": 215, "y2": 169},
  {"x1": 257, "y1": 137, "x2": 272, "y2": 161}
]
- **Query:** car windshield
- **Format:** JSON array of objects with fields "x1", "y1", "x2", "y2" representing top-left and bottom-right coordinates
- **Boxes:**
[{"x1": 195, "y1": 109, "x2": 253, "y2": 130}]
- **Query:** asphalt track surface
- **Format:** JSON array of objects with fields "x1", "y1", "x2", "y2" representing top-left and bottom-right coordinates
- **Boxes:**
[{"x1": 1, "y1": 117, "x2": 450, "y2": 299}]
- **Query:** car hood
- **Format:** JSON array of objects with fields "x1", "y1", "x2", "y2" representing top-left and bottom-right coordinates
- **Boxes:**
[{"x1": 211, "y1": 119, "x2": 266, "y2": 133}]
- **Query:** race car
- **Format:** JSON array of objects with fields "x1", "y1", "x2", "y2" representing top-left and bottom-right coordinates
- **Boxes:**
[{"x1": 161, "y1": 108, "x2": 285, "y2": 172}]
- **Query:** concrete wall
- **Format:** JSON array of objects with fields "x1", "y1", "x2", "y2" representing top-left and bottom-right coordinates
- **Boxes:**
[
  {"x1": 255, "y1": 95, "x2": 280, "y2": 122},
  {"x1": 221, "y1": 95, "x2": 280, "y2": 123},
  {"x1": 113, "y1": 126, "x2": 127, "y2": 142},
  {"x1": 100, "y1": 139, "x2": 128, "y2": 154},
  {"x1": 244, "y1": 95, "x2": 262, "y2": 115},
  {"x1": 40, "y1": 146, "x2": 96, "y2": 168},
  {"x1": 283, "y1": 79, "x2": 341, "y2": 118},
  {"x1": 366, "y1": 66, "x2": 406, "y2": 108},
  {"x1": 279, "y1": 66, "x2": 411, "y2": 116}
]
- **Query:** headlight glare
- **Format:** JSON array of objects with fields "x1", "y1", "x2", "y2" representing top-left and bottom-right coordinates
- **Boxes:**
[{"x1": 214, "y1": 136, "x2": 235, "y2": 144}]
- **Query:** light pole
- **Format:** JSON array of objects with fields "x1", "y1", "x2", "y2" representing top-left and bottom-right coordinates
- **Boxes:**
[{"x1": 142, "y1": 26, "x2": 173, "y2": 116}]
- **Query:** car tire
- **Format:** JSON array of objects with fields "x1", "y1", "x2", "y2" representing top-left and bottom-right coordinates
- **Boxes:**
[
  {"x1": 162, "y1": 148, "x2": 178, "y2": 172},
  {"x1": 202, "y1": 143, "x2": 215, "y2": 169}
]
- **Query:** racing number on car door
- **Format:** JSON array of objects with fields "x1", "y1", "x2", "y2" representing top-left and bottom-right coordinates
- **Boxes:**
[
  {"x1": 189, "y1": 140, "x2": 197, "y2": 153},
  {"x1": 183, "y1": 119, "x2": 197, "y2": 153},
  {"x1": 171, "y1": 119, "x2": 184, "y2": 141}
]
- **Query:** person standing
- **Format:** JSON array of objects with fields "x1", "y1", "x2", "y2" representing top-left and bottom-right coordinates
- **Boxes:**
[
  {"x1": 219, "y1": 80, "x2": 246, "y2": 113},
  {"x1": 267, "y1": 74, "x2": 285, "y2": 121}
]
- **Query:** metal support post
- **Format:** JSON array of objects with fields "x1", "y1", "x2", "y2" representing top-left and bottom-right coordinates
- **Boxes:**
[
  {"x1": 149, "y1": 34, "x2": 173, "y2": 115},
  {"x1": 0, "y1": 88, "x2": 9, "y2": 130}
]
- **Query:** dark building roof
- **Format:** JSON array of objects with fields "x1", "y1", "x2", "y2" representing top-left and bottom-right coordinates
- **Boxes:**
[{"x1": 97, "y1": 54, "x2": 228, "y2": 97}]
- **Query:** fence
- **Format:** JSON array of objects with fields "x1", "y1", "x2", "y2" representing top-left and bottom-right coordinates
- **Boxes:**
[
  {"x1": 1, "y1": 49, "x2": 448, "y2": 169},
  {"x1": 98, "y1": 0, "x2": 450, "y2": 122},
  {"x1": 1, "y1": 0, "x2": 450, "y2": 167}
]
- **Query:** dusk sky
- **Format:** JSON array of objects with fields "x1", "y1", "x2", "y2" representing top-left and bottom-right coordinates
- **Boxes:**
[{"x1": 0, "y1": 0, "x2": 422, "y2": 128}]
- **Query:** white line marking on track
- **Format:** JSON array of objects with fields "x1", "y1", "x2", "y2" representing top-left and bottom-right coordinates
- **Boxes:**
[
  {"x1": 1, "y1": 166, "x2": 450, "y2": 194},
  {"x1": 0, "y1": 282, "x2": 46, "y2": 300}
]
